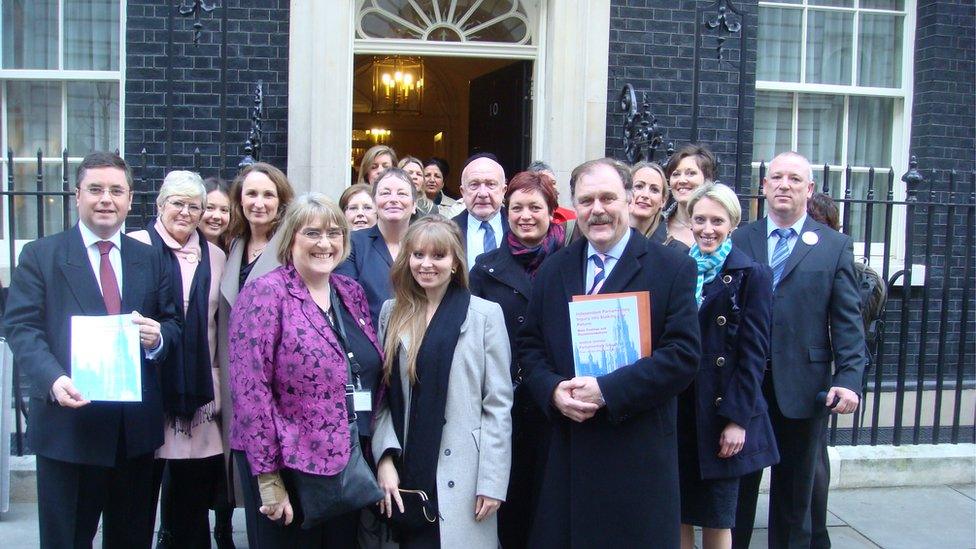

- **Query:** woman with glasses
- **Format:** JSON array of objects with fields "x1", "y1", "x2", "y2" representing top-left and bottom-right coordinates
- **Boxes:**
[
  {"x1": 373, "y1": 216, "x2": 512, "y2": 548},
  {"x1": 229, "y1": 193, "x2": 384, "y2": 546},
  {"x1": 130, "y1": 170, "x2": 228, "y2": 548}
]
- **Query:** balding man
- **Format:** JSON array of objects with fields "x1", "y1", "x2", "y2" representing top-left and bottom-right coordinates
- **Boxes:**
[
  {"x1": 453, "y1": 154, "x2": 510, "y2": 269},
  {"x1": 519, "y1": 158, "x2": 700, "y2": 547},
  {"x1": 731, "y1": 151, "x2": 865, "y2": 548}
]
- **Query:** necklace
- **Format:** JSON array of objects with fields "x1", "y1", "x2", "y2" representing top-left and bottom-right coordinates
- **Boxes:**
[{"x1": 248, "y1": 244, "x2": 266, "y2": 261}]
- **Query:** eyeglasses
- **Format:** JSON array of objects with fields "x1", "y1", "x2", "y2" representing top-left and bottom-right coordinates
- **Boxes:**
[
  {"x1": 81, "y1": 185, "x2": 130, "y2": 198},
  {"x1": 166, "y1": 199, "x2": 203, "y2": 215},
  {"x1": 463, "y1": 180, "x2": 501, "y2": 191},
  {"x1": 299, "y1": 228, "x2": 344, "y2": 242}
]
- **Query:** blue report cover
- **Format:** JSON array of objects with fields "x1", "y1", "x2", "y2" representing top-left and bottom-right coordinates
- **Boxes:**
[{"x1": 569, "y1": 292, "x2": 651, "y2": 377}]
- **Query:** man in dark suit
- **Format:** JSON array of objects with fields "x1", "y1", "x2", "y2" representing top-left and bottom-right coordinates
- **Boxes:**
[
  {"x1": 519, "y1": 157, "x2": 700, "y2": 547},
  {"x1": 5, "y1": 152, "x2": 181, "y2": 548},
  {"x1": 452, "y1": 153, "x2": 510, "y2": 269},
  {"x1": 731, "y1": 151, "x2": 865, "y2": 548}
]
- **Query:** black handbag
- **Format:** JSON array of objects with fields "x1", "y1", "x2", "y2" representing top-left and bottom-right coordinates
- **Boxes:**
[
  {"x1": 388, "y1": 487, "x2": 440, "y2": 535},
  {"x1": 286, "y1": 294, "x2": 383, "y2": 530}
]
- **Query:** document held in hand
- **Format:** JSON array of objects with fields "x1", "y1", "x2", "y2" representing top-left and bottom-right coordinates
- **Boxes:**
[
  {"x1": 569, "y1": 291, "x2": 652, "y2": 377},
  {"x1": 70, "y1": 314, "x2": 142, "y2": 402}
]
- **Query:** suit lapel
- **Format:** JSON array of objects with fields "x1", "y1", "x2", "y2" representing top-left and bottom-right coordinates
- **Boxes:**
[
  {"x1": 220, "y1": 237, "x2": 245, "y2": 306},
  {"x1": 600, "y1": 230, "x2": 644, "y2": 294},
  {"x1": 287, "y1": 272, "x2": 344, "y2": 358},
  {"x1": 779, "y1": 217, "x2": 819, "y2": 284},
  {"x1": 499, "y1": 207, "x2": 510, "y2": 235},
  {"x1": 368, "y1": 227, "x2": 393, "y2": 266},
  {"x1": 59, "y1": 226, "x2": 106, "y2": 315},
  {"x1": 119, "y1": 235, "x2": 148, "y2": 313},
  {"x1": 748, "y1": 220, "x2": 769, "y2": 264},
  {"x1": 560, "y1": 238, "x2": 587, "y2": 298},
  {"x1": 493, "y1": 246, "x2": 533, "y2": 297}
]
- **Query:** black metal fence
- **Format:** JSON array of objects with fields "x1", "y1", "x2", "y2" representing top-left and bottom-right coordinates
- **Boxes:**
[
  {"x1": 741, "y1": 159, "x2": 975, "y2": 446},
  {"x1": 2, "y1": 151, "x2": 974, "y2": 453}
]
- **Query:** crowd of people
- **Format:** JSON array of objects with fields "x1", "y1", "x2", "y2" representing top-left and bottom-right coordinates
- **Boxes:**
[{"x1": 4, "y1": 142, "x2": 866, "y2": 549}]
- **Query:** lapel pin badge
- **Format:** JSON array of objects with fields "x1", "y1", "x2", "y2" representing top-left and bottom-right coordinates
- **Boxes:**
[{"x1": 801, "y1": 231, "x2": 819, "y2": 246}]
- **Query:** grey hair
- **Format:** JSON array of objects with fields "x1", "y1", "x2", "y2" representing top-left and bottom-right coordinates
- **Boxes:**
[
  {"x1": 527, "y1": 160, "x2": 553, "y2": 173},
  {"x1": 157, "y1": 170, "x2": 207, "y2": 209},
  {"x1": 275, "y1": 192, "x2": 350, "y2": 266},
  {"x1": 687, "y1": 182, "x2": 742, "y2": 227}
]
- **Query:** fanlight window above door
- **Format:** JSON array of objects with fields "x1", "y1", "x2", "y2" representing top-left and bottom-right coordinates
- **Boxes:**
[{"x1": 357, "y1": 0, "x2": 534, "y2": 45}]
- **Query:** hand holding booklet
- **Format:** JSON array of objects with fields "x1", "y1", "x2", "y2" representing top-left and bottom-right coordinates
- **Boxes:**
[
  {"x1": 569, "y1": 291, "x2": 652, "y2": 377},
  {"x1": 70, "y1": 314, "x2": 142, "y2": 402}
]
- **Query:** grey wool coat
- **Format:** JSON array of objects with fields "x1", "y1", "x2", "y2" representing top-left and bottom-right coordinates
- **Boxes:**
[
  {"x1": 217, "y1": 231, "x2": 284, "y2": 506},
  {"x1": 373, "y1": 296, "x2": 513, "y2": 548}
]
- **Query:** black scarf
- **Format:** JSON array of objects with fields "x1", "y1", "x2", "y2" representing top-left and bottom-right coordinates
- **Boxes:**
[
  {"x1": 387, "y1": 283, "x2": 470, "y2": 522},
  {"x1": 147, "y1": 222, "x2": 214, "y2": 425}
]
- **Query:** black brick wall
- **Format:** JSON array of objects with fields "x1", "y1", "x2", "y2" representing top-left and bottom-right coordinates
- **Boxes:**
[
  {"x1": 124, "y1": 1, "x2": 290, "y2": 188},
  {"x1": 604, "y1": 0, "x2": 758, "y2": 191}
]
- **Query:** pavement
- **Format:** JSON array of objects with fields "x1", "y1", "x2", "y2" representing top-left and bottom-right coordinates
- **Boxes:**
[{"x1": 0, "y1": 485, "x2": 974, "y2": 548}]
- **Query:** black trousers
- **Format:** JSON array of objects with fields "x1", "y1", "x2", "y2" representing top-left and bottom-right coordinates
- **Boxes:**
[
  {"x1": 733, "y1": 376, "x2": 829, "y2": 549},
  {"x1": 155, "y1": 454, "x2": 227, "y2": 548},
  {"x1": 498, "y1": 387, "x2": 549, "y2": 549},
  {"x1": 36, "y1": 452, "x2": 156, "y2": 549},
  {"x1": 235, "y1": 450, "x2": 359, "y2": 548}
]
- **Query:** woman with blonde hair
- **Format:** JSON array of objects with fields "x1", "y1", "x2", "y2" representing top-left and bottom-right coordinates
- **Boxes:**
[
  {"x1": 372, "y1": 216, "x2": 512, "y2": 548},
  {"x1": 357, "y1": 145, "x2": 397, "y2": 186},
  {"x1": 629, "y1": 161, "x2": 670, "y2": 243},
  {"x1": 399, "y1": 155, "x2": 436, "y2": 217}
]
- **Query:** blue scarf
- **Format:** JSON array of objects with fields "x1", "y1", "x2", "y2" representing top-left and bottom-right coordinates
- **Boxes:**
[{"x1": 689, "y1": 239, "x2": 732, "y2": 308}]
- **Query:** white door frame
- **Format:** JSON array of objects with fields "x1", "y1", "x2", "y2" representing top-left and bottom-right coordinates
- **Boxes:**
[{"x1": 287, "y1": 0, "x2": 610, "y2": 205}]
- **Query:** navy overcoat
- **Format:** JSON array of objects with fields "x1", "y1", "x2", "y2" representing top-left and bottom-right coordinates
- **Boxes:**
[{"x1": 519, "y1": 229, "x2": 701, "y2": 548}]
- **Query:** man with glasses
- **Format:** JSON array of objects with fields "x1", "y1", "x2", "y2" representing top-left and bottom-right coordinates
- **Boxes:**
[
  {"x1": 518, "y1": 157, "x2": 700, "y2": 547},
  {"x1": 5, "y1": 151, "x2": 181, "y2": 548},
  {"x1": 453, "y1": 153, "x2": 510, "y2": 269}
]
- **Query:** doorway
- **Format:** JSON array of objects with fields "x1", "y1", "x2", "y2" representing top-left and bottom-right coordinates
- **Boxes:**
[{"x1": 352, "y1": 55, "x2": 533, "y2": 197}]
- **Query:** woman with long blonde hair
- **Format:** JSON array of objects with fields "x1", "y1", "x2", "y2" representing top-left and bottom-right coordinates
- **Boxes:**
[{"x1": 372, "y1": 216, "x2": 512, "y2": 548}]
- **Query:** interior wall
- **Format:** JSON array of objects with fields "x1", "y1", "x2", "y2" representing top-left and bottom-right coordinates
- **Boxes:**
[{"x1": 353, "y1": 55, "x2": 516, "y2": 196}]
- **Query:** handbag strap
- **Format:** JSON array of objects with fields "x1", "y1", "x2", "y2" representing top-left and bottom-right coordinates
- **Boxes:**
[{"x1": 324, "y1": 286, "x2": 362, "y2": 424}]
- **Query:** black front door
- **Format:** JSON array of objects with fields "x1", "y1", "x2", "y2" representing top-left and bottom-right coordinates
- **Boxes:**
[{"x1": 468, "y1": 60, "x2": 532, "y2": 178}]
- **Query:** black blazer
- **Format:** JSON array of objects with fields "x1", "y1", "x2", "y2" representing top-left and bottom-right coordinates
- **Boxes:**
[
  {"x1": 518, "y1": 230, "x2": 700, "y2": 548},
  {"x1": 684, "y1": 246, "x2": 779, "y2": 480},
  {"x1": 4, "y1": 225, "x2": 181, "y2": 466},
  {"x1": 452, "y1": 208, "x2": 510, "y2": 249},
  {"x1": 469, "y1": 240, "x2": 532, "y2": 381},
  {"x1": 731, "y1": 217, "x2": 865, "y2": 419},
  {"x1": 335, "y1": 225, "x2": 393, "y2": 327}
]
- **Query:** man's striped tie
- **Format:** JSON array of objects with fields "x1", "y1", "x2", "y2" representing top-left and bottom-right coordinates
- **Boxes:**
[
  {"x1": 588, "y1": 253, "x2": 607, "y2": 295},
  {"x1": 770, "y1": 227, "x2": 796, "y2": 289}
]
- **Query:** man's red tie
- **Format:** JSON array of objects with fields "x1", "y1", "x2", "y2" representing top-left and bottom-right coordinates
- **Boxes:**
[{"x1": 96, "y1": 240, "x2": 121, "y2": 314}]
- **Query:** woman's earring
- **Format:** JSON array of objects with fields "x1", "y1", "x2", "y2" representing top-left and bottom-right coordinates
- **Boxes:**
[{"x1": 451, "y1": 267, "x2": 457, "y2": 274}]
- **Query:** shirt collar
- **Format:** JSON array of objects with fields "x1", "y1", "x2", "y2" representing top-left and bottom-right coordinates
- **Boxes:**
[
  {"x1": 587, "y1": 228, "x2": 632, "y2": 261},
  {"x1": 467, "y1": 209, "x2": 501, "y2": 232},
  {"x1": 767, "y1": 214, "x2": 807, "y2": 238},
  {"x1": 78, "y1": 221, "x2": 123, "y2": 250},
  {"x1": 153, "y1": 218, "x2": 201, "y2": 253}
]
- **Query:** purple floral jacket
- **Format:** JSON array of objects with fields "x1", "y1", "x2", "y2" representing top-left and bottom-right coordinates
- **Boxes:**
[{"x1": 229, "y1": 265, "x2": 383, "y2": 476}]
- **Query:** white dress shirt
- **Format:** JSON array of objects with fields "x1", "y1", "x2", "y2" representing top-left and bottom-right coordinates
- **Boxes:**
[
  {"x1": 584, "y1": 229, "x2": 632, "y2": 294},
  {"x1": 465, "y1": 210, "x2": 504, "y2": 271}
]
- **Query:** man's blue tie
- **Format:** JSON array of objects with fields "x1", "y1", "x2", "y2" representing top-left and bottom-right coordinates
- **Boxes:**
[
  {"x1": 588, "y1": 253, "x2": 607, "y2": 295},
  {"x1": 482, "y1": 221, "x2": 497, "y2": 253},
  {"x1": 770, "y1": 227, "x2": 795, "y2": 289}
]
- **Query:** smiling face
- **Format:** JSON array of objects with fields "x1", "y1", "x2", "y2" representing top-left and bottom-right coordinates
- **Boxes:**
[
  {"x1": 460, "y1": 158, "x2": 507, "y2": 221},
  {"x1": 240, "y1": 171, "x2": 281, "y2": 231},
  {"x1": 343, "y1": 190, "x2": 377, "y2": 230},
  {"x1": 573, "y1": 163, "x2": 631, "y2": 252},
  {"x1": 669, "y1": 156, "x2": 706, "y2": 205},
  {"x1": 691, "y1": 196, "x2": 733, "y2": 254},
  {"x1": 409, "y1": 243, "x2": 456, "y2": 293},
  {"x1": 763, "y1": 153, "x2": 815, "y2": 226},
  {"x1": 76, "y1": 166, "x2": 133, "y2": 239},
  {"x1": 374, "y1": 175, "x2": 416, "y2": 224},
  {"x1": 423, "y1": 164, "x2": 445, "y2": 199},
  {"x1": 201, "y1": 190, "x2": 230, "y2": 241},
  {"x1": 366, "y1": 153, "x2": 394, "y2": 186},
  {"x1": 291, "y1": 220, "x2": 344, "y2": 283},
  {"x1": 508, "y1": 188, "x2": 552, "y2": 247},
  {"x1": 160, "y1": 194, "x2": 204, "y2": 244},
  {"x1": 630, "y1": 166, "x2": 666, "y2": 222}
]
